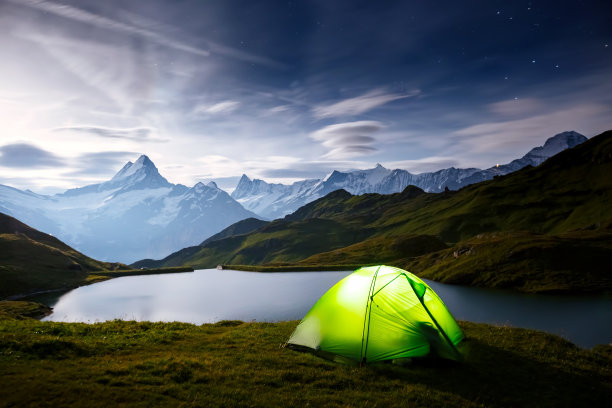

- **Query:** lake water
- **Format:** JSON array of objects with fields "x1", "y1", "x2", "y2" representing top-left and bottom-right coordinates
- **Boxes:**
[{"x1": 42, "y1": 269, "x2": 612, "y2": 348}]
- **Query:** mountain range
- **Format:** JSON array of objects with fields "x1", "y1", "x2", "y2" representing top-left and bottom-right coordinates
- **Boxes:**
[
  {"x1": 0, "y1": 155, "x2": 258, "y2": 263},
  {"x1": 0, "y1": 130, "x2": 588, "y2": 264},
  {"x1": 232, "y1": 131, "x2": 587, "y2": 219},
  {"x1": 138, "y1": 130, "x2": 612, "y2": 293}
]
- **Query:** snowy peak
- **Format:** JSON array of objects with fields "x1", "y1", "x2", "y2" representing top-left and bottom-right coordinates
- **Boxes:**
[
  {"x1": 523, "y1": 131, "x2": 587, "y2": 163},
  {"x1": 362, "y1": 163, "x2": 390, "y2": 185},
  {"x1": 231, "y1": 174, "x2": 253, "y2": 199},
  {"x1": 111, "y1": 155, "x2": 158, "y2": 181},
  {"x1": 192, "y1": 181, "x2": 219, "y2": 193},
  {"x1": 107, "y1": 155, "x2": 171, "y2": 191},
  {"x1": 112, "y1": 161, "x2": 134, "y2": 180}
]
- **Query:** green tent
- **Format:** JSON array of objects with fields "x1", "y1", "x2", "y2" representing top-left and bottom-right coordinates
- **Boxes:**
[{"x1": 286, "y1": 265, "x2": 464, "y2": 364}]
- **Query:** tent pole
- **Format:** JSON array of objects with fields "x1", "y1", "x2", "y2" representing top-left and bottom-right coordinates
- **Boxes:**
[
  {"x1": 410, "y1": 280, "x2": 462, "y2": 361},
  {"x1": 360, "y1": 265, "x2": 381, "y2": 365}
]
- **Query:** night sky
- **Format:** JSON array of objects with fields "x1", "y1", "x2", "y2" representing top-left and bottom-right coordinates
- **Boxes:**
[{"x1": 0, "y1": 0, "x2": 611, "y2": 193}]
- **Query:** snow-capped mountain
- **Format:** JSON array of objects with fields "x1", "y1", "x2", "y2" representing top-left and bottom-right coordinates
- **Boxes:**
[
  {"x1": 0, "y1": 155, "x2": 258, "y2": 263},
  {"x1": 232, "y1": 131, "x2": 587, "y2": 219}
]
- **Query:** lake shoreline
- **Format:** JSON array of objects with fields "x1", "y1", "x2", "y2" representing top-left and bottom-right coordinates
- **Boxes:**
[
  {"x1": 222, "y1": 263, "x2": 611, "y2": 295},
  {"x1": 2, "y1": 266, "x2": 194, "y2": 302}
]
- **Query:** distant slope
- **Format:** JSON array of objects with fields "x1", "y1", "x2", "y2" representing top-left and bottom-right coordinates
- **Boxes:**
[
  {"x1": 200, "y1": 218, "x2": 270, "y2": 245},
  {"x1": 145, "y1": 130, "x2": 612, "y2": 293},
  {"x1": 0, "y1": 212, "x2": 125, "y2": 299}
]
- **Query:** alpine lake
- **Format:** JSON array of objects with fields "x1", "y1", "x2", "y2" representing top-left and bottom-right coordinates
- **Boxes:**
[{"x1": 35, "y1": 269, "x2": 612, "y2": 348}]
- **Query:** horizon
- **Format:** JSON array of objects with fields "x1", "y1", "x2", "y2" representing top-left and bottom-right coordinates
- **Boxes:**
[
  {"x1": 4, "y1": 128, "x2": 590, "y2": 196},
  {"x1": 0, "y1": 0, "x2": 611, "y2": 194}
]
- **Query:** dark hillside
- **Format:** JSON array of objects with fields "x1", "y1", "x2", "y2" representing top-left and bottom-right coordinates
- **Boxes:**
[{"x1": 0, "y1": 213, "x2": 126, "y2": 299}]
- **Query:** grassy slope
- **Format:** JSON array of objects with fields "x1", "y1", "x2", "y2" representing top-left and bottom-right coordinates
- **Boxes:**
[
  {"x1": 0, "y1": 311, "x2": 610, "y2": 407},
  {"x1": 404, "y1": 230, "x2": 612, "y2": 293},
  {"x1": 0, "y1": 212, "x2": 127, "y2": 299},
  {"x1": 0, "y1": 212, "x2": 194, "y2": 299},
  {"x1": 0, "y1": 301, "x2": 52, "y2": 320},
  {"x1": 151, "y1": 131, "x2": 612, "y2": 293},
  {"x1": 297, "y1": 234, "x2": 448, "y2": 266}
]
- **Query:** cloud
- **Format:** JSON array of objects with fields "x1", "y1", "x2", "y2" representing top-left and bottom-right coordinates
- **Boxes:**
[
  {"x1": 9, "y1": 0, "x2": 211, "y2": 58},
  {"x1": 207, "y1": 41, "x2": 287, "y2": 70},
  {"x1": 67, "y1": 151, "x2": 138, "y2": 176},
  {"x1": 54, "y1": 126, "x2": 160, "y2": 141},
  {"x1": 0, "y1": 143, "x2": 63, "y2": 168},
  {"x1": 311, "y1": 121, "x2": 383, "y2": 159},
  {"x1": 452, "y1": 103, "x2": 611, "y2": 154},
  {"x1": 9, "y1": 0, "x2": 286, "y2": 69},
  {"x1": 488, "y1": 98, "x2": 546, "y2": 117},
  {"x1": 265, "y1": 105, "x2": 291, "y2": 115},
  {"x1": 312, "y1": 89, "x2": 419, "y2": 119},
  {"x1": 194, "y1": 101, "x2": 241, "y2": 115}
]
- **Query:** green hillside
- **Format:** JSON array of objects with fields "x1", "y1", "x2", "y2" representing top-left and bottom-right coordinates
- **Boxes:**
[
  {"x1": 0, "y1": 213, "x2": 126, "y2": 299},
  {"x1": 139, "y1": 131, "x2": 612, "y2": 292},
  {"x1": 405, "y1": 230, "x2": 612, "y2": 293},
  {"x1": 0, "y1": 213, "x2": 193, "y2": 299}
]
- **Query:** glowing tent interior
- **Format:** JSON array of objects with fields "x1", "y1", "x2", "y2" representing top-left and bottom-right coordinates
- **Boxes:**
[{"x1": 286, "y1": 265, "x2": 464, "y2": 364}]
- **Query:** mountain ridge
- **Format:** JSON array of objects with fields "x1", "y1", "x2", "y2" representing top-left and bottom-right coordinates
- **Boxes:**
[
  {"x1": 232, "y1": 131, "x2": 587, "y2": 219},
  {"x1": 0, "y1": 155, "x2": 259, "y2": 263}
]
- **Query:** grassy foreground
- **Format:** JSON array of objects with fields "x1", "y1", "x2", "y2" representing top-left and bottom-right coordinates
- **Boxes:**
[{"x1": 0, "y1": 307, "x2": 610, "y2": 407}]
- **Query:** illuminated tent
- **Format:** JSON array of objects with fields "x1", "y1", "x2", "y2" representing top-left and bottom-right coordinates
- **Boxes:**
[{"x1": 286, "y1": 265, "x2": 464, "y2": 364}]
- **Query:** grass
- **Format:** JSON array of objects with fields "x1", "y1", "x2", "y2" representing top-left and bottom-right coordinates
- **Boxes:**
[
  {"x1": 403, "y1": 230, "x2": 612, "y2": 293},
  {"x1": 0, "y1": 301, "x2": 52, "y2": 320},
  {"x1": 0, "y1": 307, "x2": 610, "y2": 407}
]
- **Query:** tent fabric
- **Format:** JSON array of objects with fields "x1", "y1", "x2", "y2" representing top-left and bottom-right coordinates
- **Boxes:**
[{"x1": 287, "y1": 265, "x2": 464, "y2": 363}]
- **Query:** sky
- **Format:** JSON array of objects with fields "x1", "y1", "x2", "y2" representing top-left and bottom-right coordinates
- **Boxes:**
[{"x1": 0, "y1": 0, "x2": 611, "y2": 194}]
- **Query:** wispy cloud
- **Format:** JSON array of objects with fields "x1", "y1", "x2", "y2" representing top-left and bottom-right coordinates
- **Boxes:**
[
  {"x1": 9, "y1": 0, "x2": 287, "y2": 69},
  {"x1": 312, "y1": 89, "x2": 419, "y2": 119},
  {"x1": 194, "y1": 101, "x2": 241, "y2": 115},
  {"x1": 207, "y1": 41, "x2": 287, "y2": 69},
  {"x1": 54, "y1": 125, "x2": 162, "y2": 141},
  {"x1": 311, "y1": 121, "x2": 384, "y2": 159},
  {"x1": 0, "y1": 143, "x2": 63, "y2": 168},
  {"x1": 9, "y1": 0, "x2": 211, "y2": 57},
  {"x1": 453, "y1": 103, "x2": 611, "y2": 154},
  {"x1": 487, "y1": 98, "x2": 546, "y2": 117},
  {"x1": 67, "y1": 151, "x2": 137, "y2": 176}
]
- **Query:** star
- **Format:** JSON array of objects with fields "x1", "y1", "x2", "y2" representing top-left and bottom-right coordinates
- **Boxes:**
[{"x1": 531, "y1": 60, "x2": 536, "y2": 63}]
